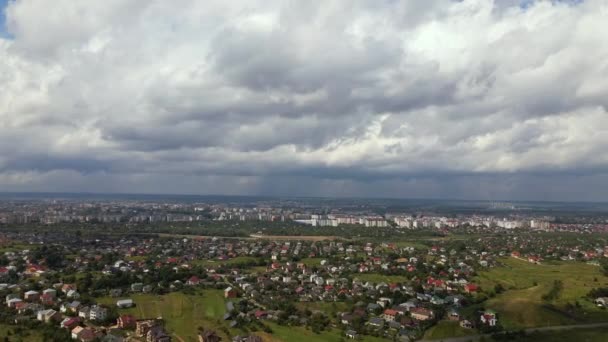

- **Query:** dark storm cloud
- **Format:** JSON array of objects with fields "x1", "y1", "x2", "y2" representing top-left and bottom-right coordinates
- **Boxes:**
[{"x1": 1, "y1": 156, "x2": 112, "y2": 174}]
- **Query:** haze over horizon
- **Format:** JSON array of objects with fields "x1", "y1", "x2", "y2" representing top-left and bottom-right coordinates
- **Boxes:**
[{"x1": 1, "y1": 0, "x2": 608, "y2": 201}]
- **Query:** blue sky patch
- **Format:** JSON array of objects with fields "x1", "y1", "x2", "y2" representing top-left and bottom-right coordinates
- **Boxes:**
[{"x1": 0, "y1": 0, "x2": 10, "y2": 39}]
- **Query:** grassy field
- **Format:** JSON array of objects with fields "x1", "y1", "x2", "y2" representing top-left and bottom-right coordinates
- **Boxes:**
[
  {"x1": 249, "y1": 265, "x2": 269, "y2": 273},
  {"x1": 0, "y1": 242, "x2": 37, "y2": 253},
  {"x1": 193, "y1": 256, "x2": 262, "y2": 267},
  {"x1": 125, "y1": 255, "x2": 147, "y2": 262},
  {"x1": 393, "y1": 241, "x2": 428, "y2": 249},
  {"x1": 518, "y1": 327, "x2": 608, "y2": 342},
  {"x1": 260, "y1": 322, "x2": 388, "y2": 342},
  {"x1": 249, "y1": 235, "x2": 341, "y2": 241},
  {"x1": 95, "y1": 291, "x2": 390, "y2": 342},
  {"x1": 475, "y1": 257, "x2": 608, "y2": 329},
  {"x1": 97, "y1": 290, "x2": 230, "y2": 341},
  {"x1": 423, "y1": 321, "x2": 475, "y2": 340},
  {"x1": 298, "y1": 257, "x2": 325, "y2": 266},
  {"x1": 355, "y1": 273, "x2": 408, "y2": 284}
]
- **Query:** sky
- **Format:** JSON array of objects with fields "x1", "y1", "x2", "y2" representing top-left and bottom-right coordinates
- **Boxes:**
[
  {"x1": 0, "y1": 0, "x2": 8, "y2": 38},
  {"x1": 0, "y1": 0, "x2": 607, "y2": 202}
]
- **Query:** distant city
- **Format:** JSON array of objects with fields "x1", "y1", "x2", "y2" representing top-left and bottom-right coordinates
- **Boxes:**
[{"x1": 1, "y1": 193, "x2": 607, "y2": 234}]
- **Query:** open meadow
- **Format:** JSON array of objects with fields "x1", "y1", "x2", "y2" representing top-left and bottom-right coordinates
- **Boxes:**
[
  {"x1": 259, "y1": 322, "x2": 388, "y2": 342},
  {"x1": 475, "y1": 257, "x2": 608, "y2": 329},
  {"x1": 96, "y1": 291, "x2": 376, "y2": 342},
  {"x1": 97, "y1": 290, "x2": 230, "y2": 341},
  {"x1": 518, "y1": 326, "x2": 608, "y2": 342},
  {"x1": 423, "y1": 320, "x2": 475, "y2": 340},
  {"x1": 192, "y1": 256, "x2": 263, "y2": 267},
  {"x1": 355, "y1": 273, "x2": 409, "y2": 284}
]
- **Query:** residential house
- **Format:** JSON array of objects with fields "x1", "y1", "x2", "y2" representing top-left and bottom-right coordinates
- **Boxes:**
[
  {"x1": 187, "y1": 276, "x2": 201, "y2": 286},
  {"x1": 72, "y1": 326, "x2": 85, "y2": 340},
  {"x1": 89, "y1": 305, "x2": 107, "y2": 321},
  {"x1": 136, "y1": 320, "x2": 158, "y2": 337},
  {"x1": 367, "y1": 317, "x2": 385, "y2": 328},
  {"x1": 224, "y1": 287, "x2": 237, "y2": 299},
  {"x1": 410, "y1": 307, "x2": 433, "y2": 321},
  {"x1": 77, "y1": 327, "x2": 97, "y2": 342},
  {"x1": 117, "y1": 314, "x2": 137, "y2": 329},
  {"x1": 60, "y1": 316, "x2": 81, "y2": 330},
  {"x1": 146, "y1": 325, "x2": 171, "y2": 342},
  {"x1": 447, "y1": 308, "x2": 460, "y2": 321},
  {"x1": 24, "y1": 290, "x2": 39, "y2": 301},
  {"x1": 131, "y1": 283, "x2": 144, "y2": 292},
  {"x1": 67, "y1": 289, "x2": 80, "y2": 299},
  {"x1": 464, "y1": 284, "x2": 478, "y2": 294},
  {"x1": 595, "y1": 297, "x2": 608, "y2": 306},
  {"x1": 78, "y1": 306, "x2": 90, "y2": 319},
  {"x1": 460, "y1": 320, "x2": 473, "y2": 329},
  {"x1": 198, "y1": 329, "x2": 221, "y2": 342},
  {"x1": 61, "y1": 301, "x2": 81, "y2": 313},
  {"x1": 345, "y1": 329, "x2": 358, "y2": 339},
  {"x1": 37, "y1": 309, "x2": 61, "y2": 323},
  {"x1": 480, "y1": 310, "x2": 497, "y2": 326},
  {"x1": 7, "y1": 298, "x2": 22, "y2": 308},
  {"x1": 383, "y1": 309, "x2": 399, "y2": 322}
]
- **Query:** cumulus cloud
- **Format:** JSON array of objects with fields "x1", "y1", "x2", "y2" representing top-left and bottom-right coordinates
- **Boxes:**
[{"x1": 0, "y1": 0, "x2": 607, "y2": 201}]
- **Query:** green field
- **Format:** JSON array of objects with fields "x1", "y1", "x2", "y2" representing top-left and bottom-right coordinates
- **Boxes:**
[
  {"x1": 97, "y1": 290, "x2": 230, "y2": 341},
  {"x1": 298, "y1": 257, "x2": 325, "y2": 266},
  {"x1": 261, "y1": 322, "x2": 388, "y2": 342},
  {"x1": 125, "y1": 255, "x2": 147, "y2": 262},
  {"x1": 97, "y1": 290, "x2": 390, "y2": 342},
  {"x1": 517, "y1": 327, "x2": 608, "y2": 342},
  {"x1": 193, "y1": 256, "x2": 262, "y2": 267},
  {"x1": 249, "y1": 265, "x2": 269, "y2": 273},
  {"x1": 355, "y1": 273, "x2": 408, "y2": 284},
  {"x1": 475, "y1": 257, "x2": 608, "y2": 329},
  {"x1": 96, "y1": 291, "x2": 390, "y2": 342},
  {"x1": 0, "y1": 243, "x2": 36, "y2": 253},
  {"x1": 423, "y1": 321, "x2": 475, "y2": 340}
]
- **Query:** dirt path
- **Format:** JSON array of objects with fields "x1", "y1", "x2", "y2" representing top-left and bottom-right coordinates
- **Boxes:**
[
  {"x1": 155, "y1": 233, "x2": 342, "y2": 241},
  {"x1": 249, "y1": 234, "x2": 341, "y2": 241}
]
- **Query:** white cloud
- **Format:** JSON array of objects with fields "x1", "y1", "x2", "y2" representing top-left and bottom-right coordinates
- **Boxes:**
[{"x1": 1, "y1": 0, "x2": 607, "y2": 200}]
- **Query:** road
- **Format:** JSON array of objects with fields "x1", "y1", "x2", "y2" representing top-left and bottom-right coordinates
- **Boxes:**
[{"x1": 417, "y1": 322, "x2": 608, "y2": 342}]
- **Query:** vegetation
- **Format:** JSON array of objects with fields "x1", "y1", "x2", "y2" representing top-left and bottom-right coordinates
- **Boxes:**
[
  {"x1": 355, "y1": 273, "x2": 408, "y2": 284},
  {"x1": 423, "y1": 320, "x2": 474, "y2": 340},
  {"x1": 295, "y1": 302, "x2": 350, "y2": 318},
  {"x1": 516, "y1": 327, "x2": 608, "y2": 342},
  {"x1": 0, "y1": 324, "x2": 43, "y2": 342},
  {"x1": 261, "y1": 322, "x2": 387, "y2": 342},
  {"x1": 97, "y1": 290, "x2": 231, "y2": 341},
  {"x1": 542, "y1": 280, "x2": 564, "y2": 301},
  {"x1": 476, "y1": 257, "x2": 608, "y2": 329},
  {"x1": 192, "y1": 256, "x2": 264, "y2": 267}
]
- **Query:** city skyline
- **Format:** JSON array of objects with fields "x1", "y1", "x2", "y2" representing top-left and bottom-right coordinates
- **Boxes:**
[{"x1": 1, "y1": 0, "x2": 608, "y2": 201}]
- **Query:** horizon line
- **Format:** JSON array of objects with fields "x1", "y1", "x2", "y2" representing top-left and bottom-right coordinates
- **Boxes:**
[{"x1": 0, "y1": 190, "x2": 606, "y2": 205}]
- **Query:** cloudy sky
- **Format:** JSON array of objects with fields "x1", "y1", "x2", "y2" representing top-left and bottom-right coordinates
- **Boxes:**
[{"x1": 0, "y1": 0, "x2": 607, "y2": 201}]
